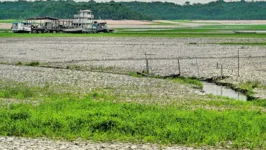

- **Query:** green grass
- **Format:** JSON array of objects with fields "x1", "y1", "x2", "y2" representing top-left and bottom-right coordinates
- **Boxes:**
[
  {"x1": 150, "y1": 21, "x2": 178, "y2": 25},
  {"x1": 173, "y1": 20, "x2": 192, "y2": 23},
  {"x1": 234, "y1": 81, "x2": 261, "y2": 96},
  {"x1": 1, "y1": 80, "x2": 266, "y2": 148},
  {"x1": 0, "y1": 81, "x2": 266, "y2": 148},
  {"x1": 120, "y1": 28, "x2": 220, "y2": 33},
  {"x1": 0, "y1": 29, "x2": 11, "y2": 32},
  {"x1": 3, "y1": 31, "x2": 266, "y2": 38},
  {"x1": 25, "y1": 61, "x2": 40, "y2": 66},
  {"x1": 128, "y1": 72, "x2": 144, "y2": 78},
  {"x1": 217, "y1": 42, "x2": 266, "y2": 46},
  {"x1": 0, "y1": 19, "x2": 21, "y2": 23},
  {"x1": 168, "y1": 77, "x2": 203, "y2": 89},
  {"x1": 3, "y1": 98, "x2": 266, "y2": 148},
  {"x1": 198, "y1": 24, "x2": 266, "y2": 30},
  {"x1": 128, "y1": 72, "x2": 203, "y2": 89},
  {"x1": 0, "y1": 82, "x2": 35, "y2": 99}
]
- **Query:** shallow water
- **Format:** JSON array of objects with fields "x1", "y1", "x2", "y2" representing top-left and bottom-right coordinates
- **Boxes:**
[{"x1": 202, "y1": 81, "x2": 247, "y2": 101}]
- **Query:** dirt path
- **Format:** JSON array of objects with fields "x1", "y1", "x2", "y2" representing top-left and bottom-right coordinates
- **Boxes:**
[{"x1": 0, "y1": 23, "x2": 11, "y2": 29}]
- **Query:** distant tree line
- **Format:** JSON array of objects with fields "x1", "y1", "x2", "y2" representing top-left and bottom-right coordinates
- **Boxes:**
[{"x1": 1, "y1": 0, "x2": 266, "y2": 20}]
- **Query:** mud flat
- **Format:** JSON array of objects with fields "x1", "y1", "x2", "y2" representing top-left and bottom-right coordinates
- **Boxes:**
[
  {"x1": 0, "y1": 64, "x2": 201, "y2": 103},
  {"x1": 1, "y1": 37, "x2": 266, "y2": 84}
]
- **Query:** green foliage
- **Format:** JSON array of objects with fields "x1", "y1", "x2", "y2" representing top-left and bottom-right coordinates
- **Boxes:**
[
  {"x1": 0, "y1": 1, "x2": 151, "y2": 20},
  {"x1": 218, "y1": 42, "x2": 266, "y2": 46},
  {"x1": 128, "y1": 72, "x2": 144, "y2": 78},
  {"x1": 199, "y1": 25, "x2": 266, "y2": 30},
  {"x1": 3, "y1": 32, "x2": 266, "y2": 38},
  {"x1": 122, "y1": 1, "x2": 266, "y2": 20},
  {"x1": 25, "y1": 61, "x2": 40, "y2": 66},
  {"x1": 0, "y1": 19, "x2": 22, "y2": 23},
  {"x1": 128, "y1": 72, "x2": 202, "y2": 88},
  {"x1": 2, "y1": 1, "x2": 266, "y2": 20},
  {"x1": 1, "y1": 80, "x2": 266, "y2": 148},
  {"x1": 168, "y1": 77, "x2": 203, "y2": 89},
  {"x1": 0, "y1": 81, "x2": 35, "y2": 99},
  {"x1": 234, "y1": 81, "x2": 261, "y2": 96},
  {"x1": 0, "y1": 95, "x2": 266, "y2": 148}
]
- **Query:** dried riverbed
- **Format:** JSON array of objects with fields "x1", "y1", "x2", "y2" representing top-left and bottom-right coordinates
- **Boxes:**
[
  {"x1": 1, "y1": 37, "x2": 266, "y2": 148},
  {"x1": 1, "y1": 37, "x2": 266, "y2": 96}
]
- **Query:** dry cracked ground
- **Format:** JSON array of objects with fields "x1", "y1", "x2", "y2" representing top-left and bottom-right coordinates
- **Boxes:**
[
  {"x1": 1, "y1": 37, "x2": 266, "y2": 94},
  {"x1": 1, "y1": 37, "x2": 266, "y2": 149}
]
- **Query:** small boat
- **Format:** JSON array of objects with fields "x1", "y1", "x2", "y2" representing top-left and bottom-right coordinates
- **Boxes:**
[{"x1": 11, "y1": 22, "x2": 31, "y2": 33}]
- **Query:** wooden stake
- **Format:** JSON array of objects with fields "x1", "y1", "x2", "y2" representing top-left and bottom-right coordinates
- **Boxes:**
[
  {"x1": 221, "y1": 64, "x2": 223, "y2": 78},
  {"x1": 178, "y1": 59, "x2": 181, "y2": 75},
  {"x1": 145, "y1": 52, "x2": 149, "y2": 74}
]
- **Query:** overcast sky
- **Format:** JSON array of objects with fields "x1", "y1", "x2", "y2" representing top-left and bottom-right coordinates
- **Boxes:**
[{"x1": 0, "y1": 0, "x2": 257, "y2": 5}]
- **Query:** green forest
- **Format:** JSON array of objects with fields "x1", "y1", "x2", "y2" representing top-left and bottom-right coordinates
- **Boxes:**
[{"x1": 1, "y1": 0, "x2": 266, "y2": 20}]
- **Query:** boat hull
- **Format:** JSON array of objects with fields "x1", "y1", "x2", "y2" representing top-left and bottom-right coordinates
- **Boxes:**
[
  {"x1": 62, "y1": 28, "x2": 83, "y2": 33},
  {"x1": 12, "y1": 30, "x2": 31, "y2": 33}
]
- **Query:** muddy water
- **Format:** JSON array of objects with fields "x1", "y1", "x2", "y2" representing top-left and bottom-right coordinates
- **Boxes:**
[{"x1": 202, "y1": 81, "x2": 247, "y2": 101}]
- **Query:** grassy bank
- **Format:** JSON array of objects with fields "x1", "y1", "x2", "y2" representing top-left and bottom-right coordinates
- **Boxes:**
[
  {"x1": 1, "y1": 80, "x2": 266, "y2": 148},
  {"x1": 1, "y1": 98, "x2": 266, "y2": 148},
  {"x1": 128, "y1": 72, "x2": 203, "y2": 89},
  {"x1": 0, "y1": 19, "x2": 21, "y2": 23}
]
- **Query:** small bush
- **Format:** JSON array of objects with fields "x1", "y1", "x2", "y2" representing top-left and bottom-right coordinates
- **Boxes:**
[
  {"x1": 15, "y1": 62, "x2": 22, "y2": 65},
  {"x1": 26, "y1": 61, "x2": 40, "y2": 66}
]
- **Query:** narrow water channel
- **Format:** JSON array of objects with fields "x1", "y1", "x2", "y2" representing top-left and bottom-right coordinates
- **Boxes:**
[{"x1": 202, "y1": 81, "x2": 247, "y2": 101}]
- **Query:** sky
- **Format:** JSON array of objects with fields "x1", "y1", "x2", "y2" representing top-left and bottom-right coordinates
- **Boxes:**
[{"x1": 0, "y1": 0, "x2": 257, "y2": 5}]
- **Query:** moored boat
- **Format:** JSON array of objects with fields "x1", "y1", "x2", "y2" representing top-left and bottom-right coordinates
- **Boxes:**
[{"x1": 11, "y1": 22, "x2": 31, "y2": 33}]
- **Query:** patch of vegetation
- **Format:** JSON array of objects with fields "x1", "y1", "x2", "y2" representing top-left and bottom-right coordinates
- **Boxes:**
[
  {"x1": 3, "y1": 31, "x2": 266, "y2": 38},
  {"x1": 15, "y1": 62, "x2": 22, "y2": 65},
  {"x1": 0, "y1": 85, "x2": 266, "y2": 148},
  {"x1": 168, "y1": 77, "x2": 203, "y2": 89},
  {"x1": 128, "y1": 72, "x2": 143, "y2": 78},
  {"x1": 1, "y1": 80, "x2": 266, "y2": 148},
  {"x1": 0, "y1": 19, "x2": 20, "y2": 23},
  {"x1": 66, "y1": 65, "x2": 82, "y2": 70},
  {"x1": 216, "y1": 42, "x2": 266, "y2": 46},
  {"x1": 149, "y1": 21, "x2": 178, "y2": 25},
  {"x1": 128, "y1": 72, "x2": 202, "y2": 89},
  {"x1": 0, "y1": 81, "x2": 35, "y2": 99},
  {"x1": 199, "y1": 25, "x2": 266, "y2": 30},
  {"x1": 0, "y1": 80, "x2": 72, "y2": 101},
  {"x1": 0, "y1": 29, "x2": 11, "y2": 32},
  {"x1": 25, "y1": 61, "x2": 40, "y2": 66},
  {"x1": 234, "y1": 81, "x2": 261, "y2": 96}
]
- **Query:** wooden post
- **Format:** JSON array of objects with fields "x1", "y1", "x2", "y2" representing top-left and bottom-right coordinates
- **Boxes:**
[
  {"x1": 221, "y1": 64, "x2": 223, "y2": 78},
  {"x1": 178, "y1": 59, "x2": 181, "y2": 75},
  {"x1": 238, "y1": 49, "x2": 240, "y2": 77},
  {"x1": 145, "y1": 52, "x2": 149, "y2": 74}
]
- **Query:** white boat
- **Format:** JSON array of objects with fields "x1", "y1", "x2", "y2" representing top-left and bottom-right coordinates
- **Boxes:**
[{"x1": 11, "y1": 22, "x2": 31, "y2": 33}]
